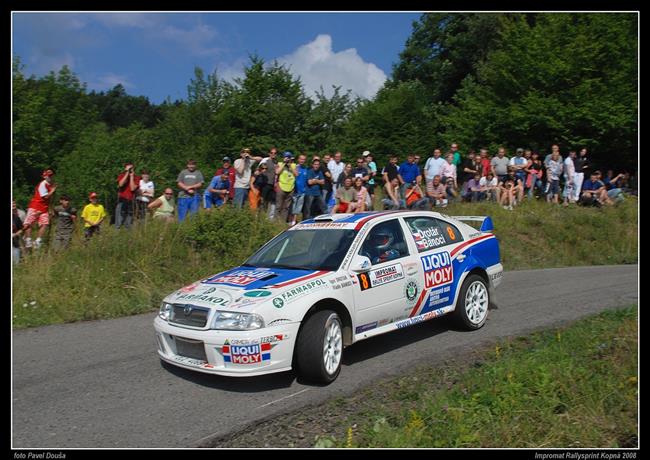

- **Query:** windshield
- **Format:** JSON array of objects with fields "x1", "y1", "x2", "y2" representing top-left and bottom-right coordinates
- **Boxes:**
[{"x1": 244, "y1": 229, "x2": 358, "y2": 271}]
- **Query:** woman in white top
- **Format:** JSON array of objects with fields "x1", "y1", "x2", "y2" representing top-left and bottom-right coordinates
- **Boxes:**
[{"x1": 136, "y1": 170, "x2": 155, "y2": 219}]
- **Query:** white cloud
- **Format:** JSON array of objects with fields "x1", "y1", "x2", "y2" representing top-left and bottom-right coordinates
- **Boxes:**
[
  {"x1": 277, "y1": 34, "x2": 386, "y2": 100},
  {"x1": 157, "y1": 23, "x2": 221, "y2": 57},
  {"x1": 92, "y1": 13, "x2": 157, "y2": 29}
]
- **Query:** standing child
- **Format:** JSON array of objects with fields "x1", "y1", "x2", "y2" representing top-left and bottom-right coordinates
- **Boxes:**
[
  {"x1": 52, "y1": 195, "x2": 77, "y2": 250},
  {"x1": 81, "y1": 192, "x2": 106, "y2": 240}
]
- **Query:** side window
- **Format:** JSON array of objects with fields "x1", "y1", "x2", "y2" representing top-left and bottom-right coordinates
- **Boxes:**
[
  {"x1": 358, "y1": 219, "x2": 409, "y2": 266},
  {"x1": 405, "y1": 217, "x2": 464, "y2": 253}
]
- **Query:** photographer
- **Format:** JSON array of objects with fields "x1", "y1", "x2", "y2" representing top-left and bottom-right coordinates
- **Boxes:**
[
  {"x1": 233, "y1": 148, "x2": 263, "y2": 208},
  {"x1": 274, "y1": 151, "x2": 298, "y2": 223},
  {"x1": 116, "y1": 162, "x2": 140, "y2": 229}
]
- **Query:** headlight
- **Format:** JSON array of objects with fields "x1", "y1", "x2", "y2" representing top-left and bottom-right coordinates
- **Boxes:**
[
  {"x1": 212, "y1": 311, "x2": 265, "y2": 330},
  {"x1": 159, "y1": 302, "x2": 173, "y2": 321}
]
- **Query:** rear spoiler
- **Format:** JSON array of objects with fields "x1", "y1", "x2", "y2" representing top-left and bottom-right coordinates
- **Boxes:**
[{"x1": 453, "y1": 216, "x2": 494, "y2": 232}]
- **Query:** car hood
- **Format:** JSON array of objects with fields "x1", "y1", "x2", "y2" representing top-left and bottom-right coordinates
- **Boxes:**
[{"x1": 165, "y1": 266, "x2": 330, "y2": 311}]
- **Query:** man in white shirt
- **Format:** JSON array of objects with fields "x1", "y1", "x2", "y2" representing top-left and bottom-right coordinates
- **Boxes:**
[
  {"x1": 328, "y1": 151, "x2": 346, "y2": 196},
  {"x1": 423, "y1": 149, "x2": 447, "y2": 187},
  {"x1": 233, "y1": 148, "x2": 263, "y2": 208}
]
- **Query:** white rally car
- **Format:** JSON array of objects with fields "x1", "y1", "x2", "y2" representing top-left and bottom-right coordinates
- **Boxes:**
[{"x1": 154, "y1": 211, "x2": 503, "y2": 384}]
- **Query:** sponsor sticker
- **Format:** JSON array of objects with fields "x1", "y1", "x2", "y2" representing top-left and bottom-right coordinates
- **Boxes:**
[
  {"x1": 355, "y1": 322, "x2": 378, "y2": 334},
  {"x1": 395, "y1": 306, "x2": 453, "y2": 329},
  {"x1": 222, "y1": 342, "x2": 271, "y2": 365},
  {"x1": 174, "y1": 286, "x2": 231, "y2": 307},
  {"x1": 171, "y1": 355, "x2": 207, "y2": 367},
  {"x1": 292, "y1": 222, "x2": 351, "y2": 230},
  {"x1": 227, "y1": 334, "x2": 288, "y2": 346},
  {"x1": 411, "y1": 225, "x2": 447, "y2": 252},
  {"x1": 203, "y1": 269, "x2": 275, "y2": 286},
  {"x1": 357, "y1": 263, "x2": 404, "y2": 291},
  {"x1": 273, "y1": 298, "x2": 285, "y2": 309},
  {"x1": 273, "y1": 279, "x2": 328, "y2": 305},
  {"x1": 421, "y1": 251, "x2": 454, "y2": 289},
  {"x1": 405, "y1": 280, "x2": 419, "y2": 303},
  {"x1": 179, "y1": 283, "x2": 199, "y2": 293},
  {"x1": 244, "y1": 290, "x2": 272, "y2": 298},
  {"x1": 428, "y1": 285, "x2": 452, "y2": 308}
]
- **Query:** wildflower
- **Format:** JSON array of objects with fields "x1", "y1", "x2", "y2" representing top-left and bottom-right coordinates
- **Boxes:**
[
  {"x1": 30, "y1": 301, "x2": 37, "y2": 305},
  {"x1": 346, "y1": 426, "x2": 354, "y2": 448},
  {"x1": 495, "y1": 344, "x2": 501, "y2": 358}
]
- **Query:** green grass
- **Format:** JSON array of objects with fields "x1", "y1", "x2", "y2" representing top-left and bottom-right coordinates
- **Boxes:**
[
  {"x1": 12, "y1": 198, "x2": 637, "y2": 328},
  {"x1": 321, "y1": 307, "x2": 638, "y2": 448}
]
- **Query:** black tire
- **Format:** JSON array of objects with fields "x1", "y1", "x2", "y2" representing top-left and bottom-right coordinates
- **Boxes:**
[
  {"x1": 295, "y1": 310, "x2": 343, "y2": 384},
  {"x1": 453, "y1": 274, "x2": 490, "y2": 330}
]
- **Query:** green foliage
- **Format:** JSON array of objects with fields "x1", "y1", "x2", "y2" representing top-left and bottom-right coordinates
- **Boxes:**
[{"x1": 332, "y1": 307, "x2": 638, "y2": 447}]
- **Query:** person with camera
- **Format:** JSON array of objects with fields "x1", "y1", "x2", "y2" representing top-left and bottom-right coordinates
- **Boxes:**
[
  {"x1": 233, "y1": 148, "x2": 263, "y2": 208},
  {"x1": 274, "y1": 151, "x2": 298, "y2": 223},
  {"x1": 115, "y1": 162, "x2": 140, "y2": 229},
  {"x1": 176, "y1": 159, "x2": 204, "y2": 221}
]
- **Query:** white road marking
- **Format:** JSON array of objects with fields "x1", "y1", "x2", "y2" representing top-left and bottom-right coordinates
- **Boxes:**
[{"x1": 255, "y1": 388, "x2": 310, "y2": 410}]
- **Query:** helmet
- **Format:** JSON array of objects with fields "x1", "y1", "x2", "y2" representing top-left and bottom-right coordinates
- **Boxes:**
[{"x1": 369, "y1": 229, "x2": 394, "y2": 251}]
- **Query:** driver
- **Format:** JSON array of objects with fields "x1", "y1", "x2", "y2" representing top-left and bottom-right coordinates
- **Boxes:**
[{"x1": 361, "y1": 228, "x2": 401, "y2": 265}]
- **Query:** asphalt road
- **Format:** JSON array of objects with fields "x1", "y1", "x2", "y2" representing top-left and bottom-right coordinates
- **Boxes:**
[{"x1": 12, "y1": 264, "x2": 638, "y2": 448}]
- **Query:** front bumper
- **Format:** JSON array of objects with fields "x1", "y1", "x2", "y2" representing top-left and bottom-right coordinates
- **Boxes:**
[{"x1": 153, "y1": 316, "x2": 301, "y2": 377}]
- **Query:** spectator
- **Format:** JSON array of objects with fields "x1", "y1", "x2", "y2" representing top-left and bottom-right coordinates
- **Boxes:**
[
  {"x1": 289, "y1": 154, "x2": 309, "y2": 226},
  {"x1": 148, "y1": 188, "x2": 176, "y2": 222},
  {"x1": 399, "y1": 154, "x2": 422, "y2": 197},
  {"x1": 176, "y1": 159, "x2": 204, "y2": 221},
  {"x1": 352, "y1": 157, "x2": 370, "y2": 184},
  {"x1": 381, "y1": 155, "x2": 400, "y2": 186},
  {"x1": 450, "y1": 143, "x2": 462, "y2": 168},
  {"x1": 275, "y1": 151, "x2": 298, "y2": 223},
  {"x1": 135, "y1": 170, "x2": 155, "y2": 220},
  {"x1": 562, "y1": 151, "x2": 577, "y2": 206},
  {"x1": 571, "y1": 148, "x2": 590, "y2": 202},
  {"x1": 115, "y1": 162, "x2": 140, "y2": 229},
  {"x1": 545, "y1": 148, "x2": 564, "y2": 204},
  {"x1": 204, "y1": 172, "x2": 230, "y2": 210},
  {"x1": 525, "y1": 151, "x2": 545, "y2": 199},
  {"x1": 12, "y1": 200, "x2": 24, "y2": 264},
  {"x1": 465, "y1": 173, "x2": 484, "y2": 202},
  {"x1": 382, "y1": 177, "x2": 405, "y2": 210},
  {"x1": 52, "y1": 195, "x2": 77, "y2": 251},
  {"x1": 479, "y1": 172, "x2": 499, "y2": 202},
  {"x1": 328, "y1": 151, "x2": 346, "y2": 196},
  {"x1": 602, "y1": 170, "x2": 626, "y2": 203},
  {"x1": 491, "y1": 147, "x2": 510, "y2": 183},
  {"x1": 499, "y1": 167, "x2": 524, "y2": 210},
  {"x1": 427, "y1": 175, "x2": 448, "y2": 208},
  {"x1": 332, "y1": 177, "x2": 357, "y2": 213},
  {"x1": 352, "y1": 177, "x2": 368, "y2": 213},
  {"x1": 22, "y1": 169, "x2": 57, "y2": 250},
  {"x1": 479, "y1": 148, "x2": 492, "y2": 177},
  {"x1": 233, "y1": 148, "x2": 263, "y2": 209},
  {"x1": 461, "y1": 150, "x2": 480, "y2": 189},
  {"x1": 304, "y1": 158, "x2": 326, "y2": 219},
  {"x1": 81, "y1": 192, "x2": 106, "y2": 240},
  {"x1": 423, "y1": 149, "x2": 446, "y2": 188},
  {"x1": 320, "y1": 154, "x2": 334, "y2": 211},
  {"x1": 440, "y1": 153, "x2": 458, "y2": 199},
  {"x1": 405, "y1": 182, "x2": 430, "y2": 210},
  {"x1": 581, "y1": 171, "x2": 613, "y2": 206},
  {"x1": 215, "y1": 157, "x2": 236, "y2": 201},
  {"x1": 363, "y1": 151, "x2": 378, "y2": 207},
  {"x1": 510, "y1": 148, "x2": 528, "y2": 186},
  {"x1": 260, "y1": 147, "x2": 279, "y2": 218},
  {"x1": 249, "y1": 162, "x2": 269, "y2": 210},
  {"x1": 336, "y1": 163, "x2": 354, "y2": 187}
]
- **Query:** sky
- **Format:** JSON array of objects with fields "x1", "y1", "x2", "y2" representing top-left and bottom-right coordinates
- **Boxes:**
[{"x1": 12, "y1": 12, "x2": 423, "y2": 104}]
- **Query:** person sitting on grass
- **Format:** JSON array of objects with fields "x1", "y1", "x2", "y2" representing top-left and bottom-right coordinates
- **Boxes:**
[
  {"x1": 427, "y1": 175, "x2": 448, "y2": 208},
  {"x1": 352, "y1": 177, "x2": 368, "y2": 213},
  {"x1": 480, "y1": 172, "x2": 499, "y2": 202},
  {"x1": 580, "y1": 171, "x2": 614, "y2": 207},
  {"x1": 332, "y1": 177, "x2": 357, "y2": 213},
  {"x1": 405, "y1": 182, "x2": 430, "y2": 210},
  {"x1": 381, "y1": 177, "x2": 405, "y2": 210}
]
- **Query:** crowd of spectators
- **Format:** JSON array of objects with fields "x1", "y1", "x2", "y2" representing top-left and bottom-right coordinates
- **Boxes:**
[{"x1": 12, "y1": 143, "x2": 637, "y2": 264}]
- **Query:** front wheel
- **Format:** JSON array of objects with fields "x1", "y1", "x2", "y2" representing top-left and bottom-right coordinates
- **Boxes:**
[
  {"x1": 453, "y1": 274, "x2": 490, "y2": 330},
  {"x1": 295, "y1": 310, "x2": 343, "y2": 384}
]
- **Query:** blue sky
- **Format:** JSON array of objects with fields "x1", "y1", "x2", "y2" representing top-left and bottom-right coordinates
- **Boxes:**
[{"x1": 12, "y1": 12, "x2": 422, "y2": 103}]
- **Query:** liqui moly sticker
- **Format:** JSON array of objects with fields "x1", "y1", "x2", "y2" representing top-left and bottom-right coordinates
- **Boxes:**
[
  {"x1": 222, "y1": 342, "x2": 271, "y2": 365},
  {"x1": 421, "y1": 251, "x2": 453, "y2": 289}
]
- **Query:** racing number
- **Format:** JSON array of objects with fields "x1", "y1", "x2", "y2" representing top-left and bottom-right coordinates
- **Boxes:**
[
  {"x1": 446, "y1": 226, "x2": 456, "y2": 240},
  {"x1": 358, "y1": 273, "x2": 371, "y2": 291}
]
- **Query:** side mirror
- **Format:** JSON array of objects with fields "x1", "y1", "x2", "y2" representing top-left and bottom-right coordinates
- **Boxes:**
[{"x1": 350, "y1": 256, "x2": 372, "y2": 273}]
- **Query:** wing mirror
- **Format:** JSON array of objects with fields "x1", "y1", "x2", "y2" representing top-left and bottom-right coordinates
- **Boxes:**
[{"x1": 350, "y1": 256, "x2": 372, "y2": 273}]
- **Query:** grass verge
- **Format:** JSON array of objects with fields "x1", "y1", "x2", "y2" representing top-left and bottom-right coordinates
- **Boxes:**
[{"x1": 215, "y1": 307, "x2": 638, "y2": 448}]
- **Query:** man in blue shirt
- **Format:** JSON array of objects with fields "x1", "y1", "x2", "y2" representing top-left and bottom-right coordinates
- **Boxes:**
[
  {"x1": 581, "y1": 171, "x2": 613, "y2": 206},
  {"x1": 398, "y1": 154, "x2": 422, "y2": 197},
  {"x1": 203, "y1": 172, "x2": 230, "y2": 209},
  {"x1": 290, "y1": 154, "x2": 309, "y2": 226},
  {"x1": 304, "y1": 158, "x2": 326, "y2": 219}
]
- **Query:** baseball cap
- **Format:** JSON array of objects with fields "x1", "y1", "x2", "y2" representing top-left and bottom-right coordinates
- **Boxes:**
[
  {"x1": 89, "y1": 192, "x2": 98, "y2": 199},
  {"x1": 42, "y1": 169, "x2": 55, "y2": 177},
  {"x1": 362, "y1": 150, "x2": 371, "y2": 157},
  {"x1": 283, "y1": 151, "x2": 293, "y2": 159},
  {"x1": 223, "y1": 156, "x2": 231, "y2": 162}
]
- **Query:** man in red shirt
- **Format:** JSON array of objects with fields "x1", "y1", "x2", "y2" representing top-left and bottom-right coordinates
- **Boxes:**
[
  {"x1": 116, "y1": 162, "x2": 140, "y2": 229},
  {"x1": 479, "y1": 148, "x2": 492, "y2": 177},
  {"x1": 215, "y1": 157, "x2": 236, "y2": 201},
  {"x1": 22, "y1": 169, "x2": 57, "y2": 249}
]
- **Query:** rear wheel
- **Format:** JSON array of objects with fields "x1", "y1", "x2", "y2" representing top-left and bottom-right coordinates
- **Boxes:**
[
  {"x1": 295, "y1": 310, "x2": 343, "y2": 384},
  {"x1": 453, "y1": 274, "x2": 489, "y2": 330}
]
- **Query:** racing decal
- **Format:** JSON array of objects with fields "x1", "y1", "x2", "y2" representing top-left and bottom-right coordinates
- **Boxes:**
[
  {"x1": 179, "y1": 283, "x2": 199, "y2": 293},
  {"x1": 341, "y1": 225, "x2": 369, "y2": 269},
  {"x1": 170, "y1": 355, "x2": 207, "y2": 367},
  {"x1": 174, "y1": 287, "x2": 231, "y2": 306},
  {"x1": 244, "y1": 290, "x2": 272, "y2": 298},
  {"x1": 203, "y1": 269, "x2": 275, "y2": 286},
  {"x1": 226, "y1": 334, "x2": 288, "y2": 346},
  {"x1": 272, "y1": 278, "x2": 328, "y2": 307},
  {"x1": 328, "y1": 275, "x2": 354, "y2": 290},
  {"x1": 357, "y1": 263, "x2": 404, "y2": 291},
  {"x1": 450, "y1": 234, "x2": 494, "y2": 258},
  {"x1": 396, "y1": 306, "x2": 454, "y2": 329},
  {"x1": 353, "y1": 211, "x2": 396, "y2": 230},
  {"x1": 489, "y1": 271, "x2": 503, "y2": 283},
  {"x1": 269, "y1": 270, "x2": 328, "y2": 289},
  {"x1": 292, "y1": 222, "x2": 352, "y2": 230},
  {"x1": 411, "y1": 224, "x2": 447, "y2": 252},
  {"x1": 355, "y1": 322, "x2": 378, "y2": 334},
  {"x1": 405, "y1": 280, "x2": 419, "y2": 303},
  {"x1": 428, "y1": 285, "x2": 452, "y2": 309},
  {"x1": 222, "y1": 342, "x2": 271, "y2": 365},
  {"x1": 407, "y1": 288, "x2": 429, "y2": 317},
  {"x1": 421, "y1": 251, "x2": 454, "y2": 289}
]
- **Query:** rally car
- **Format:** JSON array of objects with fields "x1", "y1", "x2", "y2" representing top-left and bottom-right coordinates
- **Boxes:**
[{"x1": 154, "y1": 211, "x2": 503, "y2": 384}]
